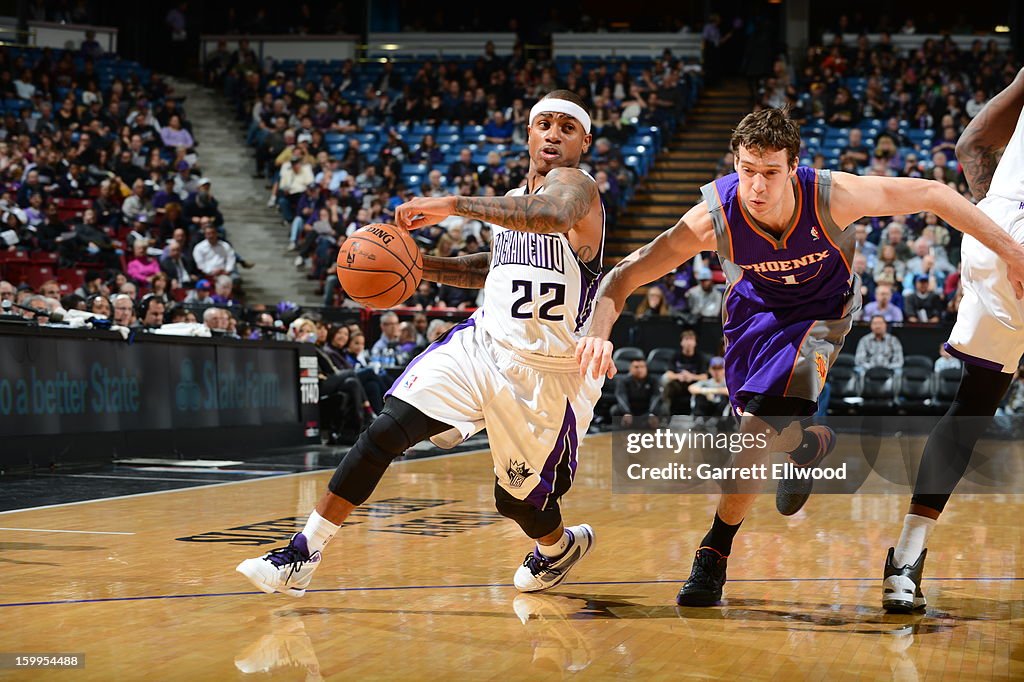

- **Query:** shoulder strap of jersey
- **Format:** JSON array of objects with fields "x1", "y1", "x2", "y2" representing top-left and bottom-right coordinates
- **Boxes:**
[
  {"x1": 811, "y1": 168, "x2": 843, "y2": 233},
  {"x1": 811, "y1": 168, "x2": 855, "y2": 276},
  {"x1": 700, "y1": 179, "x2": 733, "y2": 262}
]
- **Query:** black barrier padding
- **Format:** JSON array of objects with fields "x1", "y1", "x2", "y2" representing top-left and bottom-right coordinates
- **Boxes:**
[{"x1": 0, "y1": 325, "x2": 317, "y2": 469}]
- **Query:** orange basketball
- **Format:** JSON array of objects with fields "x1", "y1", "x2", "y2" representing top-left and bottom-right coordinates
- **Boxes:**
[{"x1": 336, "y1": 223, "x2": 423, "y2": 309}]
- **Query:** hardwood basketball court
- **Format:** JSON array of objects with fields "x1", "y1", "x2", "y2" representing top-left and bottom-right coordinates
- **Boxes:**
[{"x1": 1, "y1": 433, "x2": 1021, "y2": 680}]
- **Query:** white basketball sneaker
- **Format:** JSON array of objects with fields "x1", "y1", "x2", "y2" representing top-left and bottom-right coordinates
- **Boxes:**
[
  {"x1": 236, "y1": 533, "x2": 322, "y2": 597},
  {"x1": 514, "y1": 524, "x2": 595, "y2": 593},
  {"x1": 882, "y1": 547, "x2": 928, "y2": 613}
]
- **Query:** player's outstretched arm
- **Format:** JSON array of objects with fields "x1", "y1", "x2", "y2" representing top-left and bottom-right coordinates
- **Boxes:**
[
  {"x1": 422, "y1": 253, "x2": 492, "y2": 289},
  {"x1": 453, "y1": 166, "x2": 597, "y2": 233},
  {"x1": 576, "y1": 203, "x2": 716, "y2": 379},
  {"x1": 956, "y1": 67, "x2": 1024, "y2": 200},
  {"x1": 394, "y1": 167, "x2": 597, "y2": 233},
  {"x1": 830, "y1": 173, "x2": 1024, "y2": 298}
]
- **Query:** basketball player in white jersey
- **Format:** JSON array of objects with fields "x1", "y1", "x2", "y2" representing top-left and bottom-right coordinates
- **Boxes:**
[
  {"x1": 237, "y1": 90, "x2": 606, "y2": 596},
  {"x1": 882, "y1": 68, "x2": 1024, "y2": 612}
]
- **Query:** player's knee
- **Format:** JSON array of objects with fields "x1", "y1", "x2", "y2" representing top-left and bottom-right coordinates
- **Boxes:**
[
  {"x1": 363, "y1": 409, "x2": 413, "y2": 463},
  {"x1": 953, "y1": 363, "x2": 1012, "y2": 416},
  {"x1": 326, "y1": 405, "x2": 422, "y2": 504},
  {"x1": 494, "y1": 487, "x2": 562, "y2": 539}
]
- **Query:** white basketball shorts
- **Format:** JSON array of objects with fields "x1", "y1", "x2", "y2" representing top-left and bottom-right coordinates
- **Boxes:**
[
  {"x1": 946, "y1": 194, "x2": 1024, "y2": 373},
  {"x1": 387, "y1": 315, "x2": 604, "y2": 508}
]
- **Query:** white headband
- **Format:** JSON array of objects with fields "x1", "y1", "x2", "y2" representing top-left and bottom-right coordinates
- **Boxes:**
[{"x1": 529, "y1": 99, "x2": 591, "y2": 134}]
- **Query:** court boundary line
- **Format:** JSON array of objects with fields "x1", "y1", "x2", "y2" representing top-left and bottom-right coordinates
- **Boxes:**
[
  {"x1": 62, "y1": 474, "x2": 236, "y2": 483},
  {"x1": 0, "y1": 576, "x2": 1021, "y2": 608},
  {"x1": 0, "y1": 446, "x2": 493, "y2": 517},
  {"x1": 0, "y1": 527, "x2": 135, "y2": 535}
]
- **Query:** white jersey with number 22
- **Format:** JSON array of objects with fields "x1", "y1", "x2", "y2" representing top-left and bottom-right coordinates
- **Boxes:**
[{"x1": 477, "y1": 169, "x2": 605, "y2": 358}]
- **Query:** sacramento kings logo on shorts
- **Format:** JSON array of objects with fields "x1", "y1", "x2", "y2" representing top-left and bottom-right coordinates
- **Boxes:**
[{"x1": 506, "y1": 460, "x2": 533, "y2": 488}]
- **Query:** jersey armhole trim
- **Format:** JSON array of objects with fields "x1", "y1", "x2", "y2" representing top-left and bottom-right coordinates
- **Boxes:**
[{"x1": 812, "y1": 169, "x2": 852, "y2": 275}]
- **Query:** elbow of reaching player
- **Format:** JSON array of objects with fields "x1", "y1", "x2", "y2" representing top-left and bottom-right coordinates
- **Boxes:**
[
  {"x1": 919, "y1": 178, "x2": 957, "y2": 215},
  {"x1": 953, "y1": 138, "x2": 969, "y2": 161}
]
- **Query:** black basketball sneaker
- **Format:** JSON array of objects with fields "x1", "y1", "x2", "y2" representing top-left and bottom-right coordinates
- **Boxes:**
[
  {"x1": 776, "y1": 425, "x2": 837, "y2": 516},
  {"x1": 676, "y1": 547, "x2": 728, "y2": 607},
  {"x1": 882, "y1": 547, "x2": 928, "y2": 613}
]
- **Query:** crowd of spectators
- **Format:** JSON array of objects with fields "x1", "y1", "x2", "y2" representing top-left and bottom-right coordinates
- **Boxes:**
[
  {"x1": 210, "y1": 41, "x2": 700, "y2": 307},
  {"x1": 280, "y1": 310, "x2": 458, "y2": 443},
  {"x1": 0, "y1": 40, "x2": 261, "y2": 336}
]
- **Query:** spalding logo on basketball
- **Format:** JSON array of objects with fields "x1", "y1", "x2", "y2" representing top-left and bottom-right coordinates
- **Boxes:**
[{"x1": 336, "y1": 223, "x2": 424, "y2": 309}]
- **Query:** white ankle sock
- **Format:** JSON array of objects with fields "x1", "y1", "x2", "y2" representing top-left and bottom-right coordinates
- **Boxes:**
[
  {"x1": 893, "y1": 514, "x2": 936, "y2": 567},
  {"x1": 537, "y1": 529, "x2": 572, "y2": 558},
  {"x1": 302, "y1": 510, "x2": 340, "y2": 554}
]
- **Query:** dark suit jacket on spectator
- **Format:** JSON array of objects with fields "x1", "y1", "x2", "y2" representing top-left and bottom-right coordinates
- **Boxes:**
[{"x1": 160, "y1": 253, "x2": 200, "y2": 284}]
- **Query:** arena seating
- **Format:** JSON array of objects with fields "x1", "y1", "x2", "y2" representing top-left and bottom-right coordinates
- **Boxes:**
[{"x1": 0, "y1": 45, "x2": 229, "y2": 303}]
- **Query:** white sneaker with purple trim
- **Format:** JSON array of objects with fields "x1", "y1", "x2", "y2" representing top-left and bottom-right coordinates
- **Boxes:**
[
  {"x1": 236, "y1": 533, "x2": 322, "y2": 597},
  {"x1": 513, "y1": 524, "x2": 595, "y2": 593}
]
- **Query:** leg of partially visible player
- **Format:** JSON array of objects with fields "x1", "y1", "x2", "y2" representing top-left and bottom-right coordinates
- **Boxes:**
[
  {"x1": 884, "y1": 65, "x2": 1024, "y2": 612},
  {"x1": 882, "y1": 363, "x2": 1012, "y2": 612},
  {"x1": 236, "y1": 397, "x2": 449, "y2": 597}
]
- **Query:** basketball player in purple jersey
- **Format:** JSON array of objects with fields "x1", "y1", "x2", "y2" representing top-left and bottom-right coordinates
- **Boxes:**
[{"x1": 577, "y1": 108, "x2": 1024, "y2": 606}]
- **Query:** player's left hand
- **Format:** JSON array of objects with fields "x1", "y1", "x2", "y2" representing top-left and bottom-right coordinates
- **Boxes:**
[
  {"x1": 394, "y1": 196, "x2": 457, "y2": 231},
  {"x1": 576, "y1": 335, "x2": 616, "y2": 379}
]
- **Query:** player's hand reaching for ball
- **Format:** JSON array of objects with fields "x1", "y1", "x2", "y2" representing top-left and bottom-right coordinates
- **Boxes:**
[
  {"x1": 395, "y1": 196, "x2": 457, "y2": 231},
  {"x1": 576, "y1": 336, "x2": 616, "y2": 380}
]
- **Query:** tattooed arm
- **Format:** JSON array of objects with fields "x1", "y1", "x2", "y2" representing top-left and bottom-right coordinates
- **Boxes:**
[
  {"x1": 452, "y1": 167, "x2": 596, "y2": 233},
  {"x1": 956, "y1": 67, "x2": 1024, "y2": 200},
  {"x1": 422, "y1": 252, "x2": 491, "y2": 289},
  {"x1": 394, "y1": 167, "x2": 597, "y2": 233}
]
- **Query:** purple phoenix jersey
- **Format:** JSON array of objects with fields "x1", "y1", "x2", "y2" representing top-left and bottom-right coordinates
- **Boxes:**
[{"x1": 701, "y1": 167, "x2": 862, "y2": 415}]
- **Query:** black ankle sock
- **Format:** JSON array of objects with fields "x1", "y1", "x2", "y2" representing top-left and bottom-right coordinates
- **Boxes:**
[
  {"x1": 789, "y1": 428, "x2": 824, "y2": 466},
  {"x1": 700, "y1": 513, "x2": 742, "y2": 556}
]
